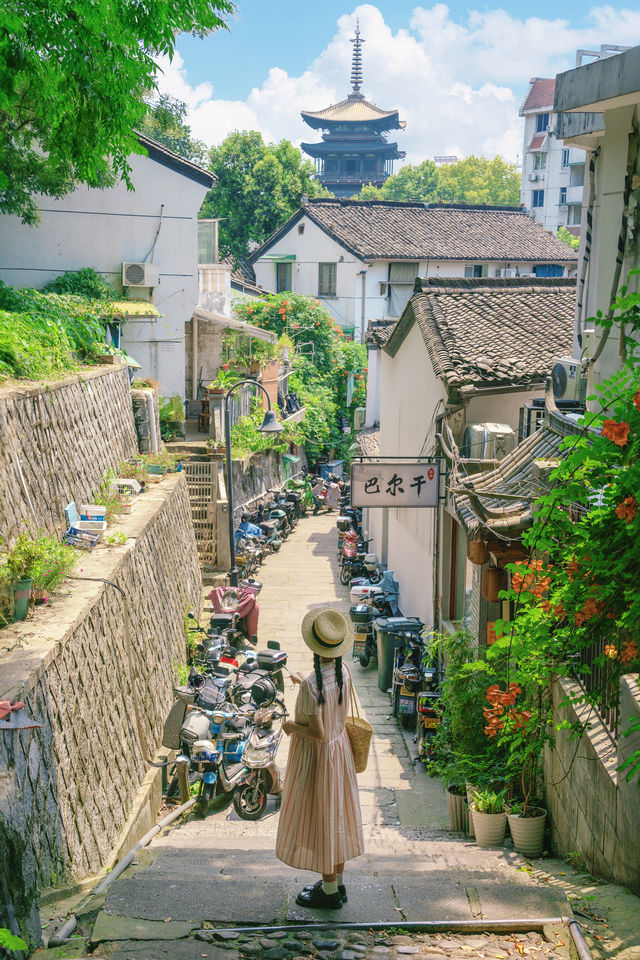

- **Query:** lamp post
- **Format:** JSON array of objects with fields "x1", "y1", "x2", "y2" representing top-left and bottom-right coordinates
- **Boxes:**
[{"x1": 224, "y1": 379, "x2": 284, "y2": 586}]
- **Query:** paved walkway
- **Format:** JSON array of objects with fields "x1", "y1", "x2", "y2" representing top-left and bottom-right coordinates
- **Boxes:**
[{"x1": 44, "y1": 513, "x2": 640, "y2": 959}]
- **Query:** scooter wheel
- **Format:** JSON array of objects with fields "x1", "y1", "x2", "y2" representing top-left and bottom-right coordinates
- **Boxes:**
[
  {"x1": 358, "y1": 654, "x2": 371, "y2": 668},
  {"x1": 195, "y1": 782, "x2": 215, "y2": 817},
  {"x1": 233, "y1": 778, "x2": 268, "y2": 820},
  {"x1": 340, "y1": 565, "x2": 351, "y2": 586}
]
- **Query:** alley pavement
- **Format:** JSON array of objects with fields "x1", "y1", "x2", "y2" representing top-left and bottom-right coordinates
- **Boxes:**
[{"x1": 43, "y1": 511, "x2": 639, "y2": 959}]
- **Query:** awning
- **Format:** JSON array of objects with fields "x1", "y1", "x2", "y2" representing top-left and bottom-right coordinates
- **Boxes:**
[
  {"x1": 528, "y1": 133, "x2": 547, "y2": 152},
  {"x1": 450, "y1": 426, "x2": 563, "y2": 539},
  {"x1": 192, "y1": 307, "x2": 277, "y2": 343},
  {"x1": 259, "y1": 254, "x2": 296, "y2": 261}
]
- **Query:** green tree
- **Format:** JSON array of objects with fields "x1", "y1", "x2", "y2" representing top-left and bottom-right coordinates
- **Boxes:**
[
  {"x1": 139, "y1": 95, "x2": 208, "y2": 165},
  {"x1": 358, "y1": 155, "x2": 520, "y2": 206},
  {"x1": 1, "y1": 0, "x2": 233, "y2": 225},
  {"x1": 436, "y1": 155, "x2": 520, "y2": 205},
  {"x1": 557, "y1": 225, "x2": 580, "y2": 249},
  {"x1": 201, "y1": 131, "x2": 329, "y2": 263}
]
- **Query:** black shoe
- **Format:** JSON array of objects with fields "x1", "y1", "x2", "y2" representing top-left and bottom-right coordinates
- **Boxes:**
[
  {"x1": 302, "y1": 879, "x2": 348, "y2": 903},
  {"x1": 295, "y1": 885, "x2": 343, "y2": 910}
]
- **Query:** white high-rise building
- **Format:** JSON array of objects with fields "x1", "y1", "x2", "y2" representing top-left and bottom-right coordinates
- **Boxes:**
[{"x1": 519, "y1": 77, "x2": 585, "y2": 237}]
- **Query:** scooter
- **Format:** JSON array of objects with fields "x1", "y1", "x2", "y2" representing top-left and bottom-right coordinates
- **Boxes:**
[
  {"x1": 349, "y1": 603, "x2": 379, "y2": 667},
  {"x1": 416, "y1": 652, "x2": 442, "y2": 765},
  {"x1": 340, "y1": 545, "x2": 381, "y2": 586},
  {"x1": 232, "y1": 703, "x2": 286, "y2": 819},
  {"x1": 349, "y1": 569, "x2": 399, "y2": 611}
]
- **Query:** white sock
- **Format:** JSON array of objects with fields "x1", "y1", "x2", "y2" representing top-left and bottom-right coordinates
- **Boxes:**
[
  {"x1": 336, "y1": 872, "x2": 344, "y2": 886},
  {"x1": 322, "y1": 879, "x2": 338, "y2": 895}
]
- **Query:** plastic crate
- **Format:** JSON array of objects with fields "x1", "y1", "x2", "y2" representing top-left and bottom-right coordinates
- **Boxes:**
[{"x1": 80, "y1": 504, "x2": 107, "y2": 522}]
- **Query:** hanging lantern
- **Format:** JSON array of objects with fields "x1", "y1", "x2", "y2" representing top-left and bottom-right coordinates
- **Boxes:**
[
  {"x1": 468, "y1": 540, "x2": 489, "y2": 565},
  {"x1": 482, "y1": 567, "x2": 507, "y2": 602}
]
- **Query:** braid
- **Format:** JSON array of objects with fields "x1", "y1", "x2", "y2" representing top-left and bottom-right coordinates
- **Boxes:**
[
  {"x1": 335, "y1": 656, "x2": 344, "y2": 704},
  {"x1": 313, "y1": 653, "x2": 325, "y2": 704}
]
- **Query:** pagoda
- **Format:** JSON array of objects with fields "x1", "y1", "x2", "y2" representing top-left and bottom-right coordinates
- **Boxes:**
[{"x1": 301, "y1": 21, "x2": 406, "y2": 197}]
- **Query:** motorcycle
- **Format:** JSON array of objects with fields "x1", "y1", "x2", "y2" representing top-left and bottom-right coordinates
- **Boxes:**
[
  {"x1": 350, "y1": 570, "x2": 400, "y2": 614},
  {"x1": 232, "y1": 704, "x2": 286, "y2": 819},
  {"x1": 349, "y1": 603, "x2": 378, "y2": 667},
  {"x1": 388, "y1": 627, "x2": 427, "y2": 729}
]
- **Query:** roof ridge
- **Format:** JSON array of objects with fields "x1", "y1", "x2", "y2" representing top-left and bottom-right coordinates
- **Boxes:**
[{"x1": 306, "y1": 198, "x2": 525, "y2": 212}]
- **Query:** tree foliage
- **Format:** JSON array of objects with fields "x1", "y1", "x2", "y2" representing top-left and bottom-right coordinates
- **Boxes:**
[
  {"x1": 358, "y1": 155, "x2": 521, "y2": 206},
  {"x1": 0, "y1": 0, "x2": 233, "y2": 224},
  {"x1": 557, "y1": 226, "x2": 580, "y2": 250},
  {"x1": 201, "y1": 132, "x2": 330, "y2": 263},
  {"x1": 233, "y1": 293, "x2": 366, "y2": 461},
  {"x1": 138, "y1": 95, "x2": 208, "y2": 166}
]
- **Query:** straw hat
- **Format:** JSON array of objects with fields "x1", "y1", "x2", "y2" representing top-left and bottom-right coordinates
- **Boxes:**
[{"x1": 301, "y1": 607, "x2": 353, "y2": 659}]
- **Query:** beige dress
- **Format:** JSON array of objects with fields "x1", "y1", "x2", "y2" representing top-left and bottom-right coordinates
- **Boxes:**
[{"x1": 275, "y1": 662, "x2": 365, "y2": 874}]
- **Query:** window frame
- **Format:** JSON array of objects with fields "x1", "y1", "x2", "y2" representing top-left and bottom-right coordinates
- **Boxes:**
[
  {"x1": 318, "y1": 262, "x2": 337, "y2": 298},
  {"x1": 533, "y1": 152, "x2": 547, "y2": 171},
  {"x1": 561, "y1": 148, "x2": 570, "y2": 168},
  {"x1": 536, "y1": 112, "x2": 550, "y2": 133},
  {"x1": 532, "y1": 189, "x2": 545, "y2": 209},
  {"x1": 276, "y1": 261, "x2": 292, "y2": 293}
]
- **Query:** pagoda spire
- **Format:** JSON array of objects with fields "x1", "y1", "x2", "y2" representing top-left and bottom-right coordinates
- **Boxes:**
[{"x1": 349, "y1": 19, "x2": 365, "y2": 97}]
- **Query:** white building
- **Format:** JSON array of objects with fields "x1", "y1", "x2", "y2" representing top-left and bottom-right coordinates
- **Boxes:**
[
  {"x1": 519, "y1": 78, "x2": 586, "y2": 236},
  {"x1": 0, "y1": 133, "x2": 215, "y2": 397},
  {"x1": 251, "y1": 199, "x2": 577, "y2": 339}
]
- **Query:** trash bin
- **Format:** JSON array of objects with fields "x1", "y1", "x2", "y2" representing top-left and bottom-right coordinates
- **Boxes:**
[{"x1": 375, "y1": 616, "x2": 423, "y2": 693}]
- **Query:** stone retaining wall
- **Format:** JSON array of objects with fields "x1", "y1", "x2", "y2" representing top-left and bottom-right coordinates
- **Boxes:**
[
  {"x1": 545, "y1": 676, "x2": 640, "y2": 891},
  {"x1": 0, "y1": 366, "x2": 138, "y2": 548},
  {"x1": 0, "y1": 475, "x2": 201, "y2": 936}
]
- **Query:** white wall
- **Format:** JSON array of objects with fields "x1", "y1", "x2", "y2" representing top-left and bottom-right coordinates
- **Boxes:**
[
  {"x1": 376, "y1": 323, "x2": 447, "y2": 625},
  {"x1": 0, "y1": 153, "x2": 209, "y2": 397}
]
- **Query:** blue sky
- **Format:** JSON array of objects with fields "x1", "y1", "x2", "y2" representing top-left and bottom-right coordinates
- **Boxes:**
[{"x1": 158, "y1": 3, "x2": 640, "y2": 164}]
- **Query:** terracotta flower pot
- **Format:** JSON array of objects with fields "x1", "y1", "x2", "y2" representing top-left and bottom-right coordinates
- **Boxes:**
[
  {"x1": 508, "y1": 808, "x2": 547, "y2": 858},
  {"x1": 470, "y1": 803, "x2": 508, "y2": 848}
]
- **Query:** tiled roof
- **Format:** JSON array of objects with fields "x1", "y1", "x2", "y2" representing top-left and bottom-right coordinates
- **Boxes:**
[
  {"x1": 251, "y1": 199, "x2": 578, "y2": 264},
  {"x1": 134, "y1": 132, "x2": 215, "y2": 188},
  {"x1": 355, "y1": 429, "x2": 380, "y2": 458},
  {"x1": 385, "y1": 277, "x2": 576, "y2": 389},
  {"x1": 301, "y1": 97, "x2": 404, "y2": 128},
  {"x1": 520, "y1": 78, "x2": 555, "y2": 114},
  {"x1": 365, "y1": 320, "x2": 398, "y2": 347}
]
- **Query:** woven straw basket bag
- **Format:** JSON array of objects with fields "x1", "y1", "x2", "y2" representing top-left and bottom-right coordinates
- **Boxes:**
[{"x1": 345, "y1": 665, "x2": 372, "y2": 773}]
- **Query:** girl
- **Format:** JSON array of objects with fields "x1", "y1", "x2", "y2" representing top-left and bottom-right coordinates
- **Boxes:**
[{"x1": 275, "y1": 607, "x2": 365, "y2": 909}]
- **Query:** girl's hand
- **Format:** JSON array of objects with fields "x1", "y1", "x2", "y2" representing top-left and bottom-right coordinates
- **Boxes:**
[
  {"x1": 282, "y1": 721, "x2": 296, "y2": 736},
  {"x1": 290, "y1": 671, "x2": 305, "y2": 686}
]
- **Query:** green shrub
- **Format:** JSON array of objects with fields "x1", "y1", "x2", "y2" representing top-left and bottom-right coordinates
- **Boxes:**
[{"x1": 42, "y1": 267, "x2": 119, "y2": 301}]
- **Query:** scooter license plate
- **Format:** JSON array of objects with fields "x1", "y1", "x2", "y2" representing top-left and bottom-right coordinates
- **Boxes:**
[
  {"x1": 352, "y1": 637, "x2": 367, "y2": 656},
  {"x1": 421, "y1": 716, "x2": 441, "y2": 729},
  {"x1": 399, "y1": 689, "x2": 417, "y2": 714}
]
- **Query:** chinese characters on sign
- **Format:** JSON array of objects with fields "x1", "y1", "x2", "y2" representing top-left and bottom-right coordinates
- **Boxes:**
[{"x1": 351, "y1": 461, "x2": 440, "y2": 507}]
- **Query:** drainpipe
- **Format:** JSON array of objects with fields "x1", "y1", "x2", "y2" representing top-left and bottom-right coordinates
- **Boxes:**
[
  {"x1": 192, "y1": 312, "x2": 198, "y2": 401},
  {"x1": 358, "y1": 269, "x2": 367, "y2": 343}
]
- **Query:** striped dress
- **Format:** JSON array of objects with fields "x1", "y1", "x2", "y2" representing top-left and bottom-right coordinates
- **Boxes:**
[{"x1": 275, "y1": 663, "x2": 365, "y2": 875}]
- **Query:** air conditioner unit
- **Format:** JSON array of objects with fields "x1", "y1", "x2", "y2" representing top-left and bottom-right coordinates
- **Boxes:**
[
  {"x1": 528, "y1": 173, "x2": 540, "y2": 182},
  {"x1": 122, "y1": 262, "x2": 159, "y2": 287},
  {"x1": 551, "y1": 357, "x2": 587, "y2": 403},
  {"x1": 462, "y1": 423, "x2": 516, "y2": 460},
  {"x1": 496, "y1": 268, "x2": 517, "y2": 278}
]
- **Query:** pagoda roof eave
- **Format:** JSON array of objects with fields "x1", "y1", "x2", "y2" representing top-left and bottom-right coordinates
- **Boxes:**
[
  {"x1": 301, "y1": 141, "x2": 405, "y2": 159},
  {"x1": 301, "y1": 96, "x2": 405, "y2": 131}
]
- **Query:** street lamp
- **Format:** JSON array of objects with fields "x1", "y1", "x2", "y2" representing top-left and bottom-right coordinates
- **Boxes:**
[{"x1": 224, "y1": 379, "x2": 284, "y2": 586}]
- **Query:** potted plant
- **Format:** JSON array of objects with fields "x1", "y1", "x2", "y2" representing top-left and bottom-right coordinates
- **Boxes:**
[
  {"x1": 470, "y1": 787, "x2": 508, "y2": 847},
  {"x1": 1, "y1": 534, "x2": 76, "y2": 619},
  {"x1": 506, "y1": 737, "x2": 547, "y2": 858},
  {"x1": 207, "y1": 366, "x2": 241, "y2": 395},
  {"x1": 30, "y1": 536, "x2": 77, "y2": 604},
  {"x1": 278, "y1": 332, "x2": 294, "y2": 361}
]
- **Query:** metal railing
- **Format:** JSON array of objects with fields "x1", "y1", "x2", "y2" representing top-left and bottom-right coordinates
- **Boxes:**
[{"x1": 572, "y1": 633, "x2": 620, "y2": 739}]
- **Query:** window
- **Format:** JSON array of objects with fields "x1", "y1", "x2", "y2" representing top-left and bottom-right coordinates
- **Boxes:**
[
  {"x1": 570, "y1": 164, "x2": 585, "y2": 188},
  {"x1": 568, "y1": 204, "x2": 582, "y2": 227},
  {"x1": 276, "y1": 262, "x2": 292, "y2": 293},
  {"x1": 534, "y1": 153, "x2": 547, "y2": 170},
  {"x1": 364, "y1": 155, "x2": 376, "y2": 173},
  {"x1": 536, "y1": 112, "x2": 550, "y2": 133},
  {"x1": 534, "y1": 264, "x2": 564, "y2": 278},
  {"x1": 559, "y1": 186, "x2": 567, "y2": 205},
  {"x1": 318, "y1": 262, "x2": 337, "y2": 297},
  {"x1": 464, "y1": 264, "x2": 487, "y2": 278},
  {"x1": 562, "y1": 148, "x2": 570, "y2": 167},
  {"x1": 345, "y1": 157, "x2": 357, "y2": 175},
  {"x1": 532, "y1": 189, "x2": 545, "y2": 208},
  {"x1": 325, "y1": 156, "x2": 338, "y2": 173}
]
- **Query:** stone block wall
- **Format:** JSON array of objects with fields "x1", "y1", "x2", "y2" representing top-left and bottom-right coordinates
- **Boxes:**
[
  {"x1": 0, "y1": 475, "x2": 201, "y2": 935},
  {"x1": 545, "y1": 676, "x2": 640, "y2": 892},
  {"x1": 0, "y1": 366, "x2": 138, "y2": 547}
]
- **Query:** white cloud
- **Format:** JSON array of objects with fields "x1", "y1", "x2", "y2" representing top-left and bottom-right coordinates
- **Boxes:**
[{"x1": 156, "y1": 3, "x2": 640, "y2": 165}]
